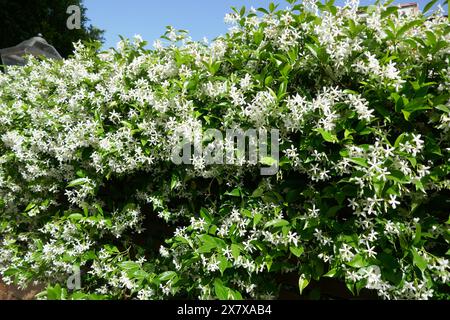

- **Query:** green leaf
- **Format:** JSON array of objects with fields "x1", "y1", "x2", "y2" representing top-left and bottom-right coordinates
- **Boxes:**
[
  {"x1": 239, "y1": 5, "x2": 246, "y2": 16},
  {"x1": 392, "y1": 93, "x2": 407, "y2": 113},
  {"x1": 68, "y1": 213, "x2": 83, "y2": 221},
  {"x1": 254, "y1": 31, "x2": 264, "y2": 46},
  {"x1": 305, "y1": 43, "x2": 320, "y2": 61},
  {"x1": 413, "y1": 224, "x2": 422, "y2": 245},
  {"x1": 170, "y1": 173, "x2": 179, "y2": 190},
  {"x1": 199, "y1": 234, "x2": 226, "y2": 249},
  {"x1": 387, "y1": 170, "x2": 409, "y2": 183},
  {"x1": 257, "y1": 7, "x2": 269, "y2": 14},
  {"x1": 210, "y1": 61, "x2": 222, "y2": 75},
  {"x1": 264, "y1": 75, "x2": 274, "y2": 86},
  {"x1": 425, "y1": 31, "x2": 437, "y2": 46},
  {"x1": 46, "y1": 284, "x2": 64, "y2": 300},
  {"x1": 402, "y1": 109, "x2": 411, "y2": 121},
  {"x1": 348, "y1": 157, "x2": 369, "y2": 168},
  {"x1": 355, "y1": 279, "x2": 367, "y2": 295},
  {"x1": 269, "y1": 2, "x2": 277, "y2": 12},
  {"x1": 346, "y1": 254, "x2": 369, "y2": 268},
  {"x1": 214, "y1": 279, "x2": 228, "y2": 300},
  {"x1": 94, "y1": 203, "x2": 103, "y2": 215},
  {"x1": 214, "y1": 279, "x2": 242, "y2": 300},
  {"x1": 397, "y1": 20, "x2": 423, "y2": 38},
  {"x1": 218, "y1": 255, "x2": 230, "y2": 275},
  {"x1": 251, "y1": 185, "x2": 265, "y2": 198},
  {"x1": 277, "y1": 80, "x2": 288, "y2": 99},
  {"x1": 411, "y1": 248, "x2": 427, "y2": 272},
  {"x1": 298, "y1": 274, "x2": 311, "y2": 295},
  {"x1": 231, "y1": 244, "x2": 241, "y2": 259},
  {"x1": 290, "y1": 246, "x2": 304, "y2": 258},
  {"x1": 407, "y1": 156, "x2": 417, "y2": 167},
  {"x1": 323, "y1": 268, "x2": 337, "y2": 277},
  {"x1": 394, "y1": 133, "x2": 406, "y2": 148},
  {"x1": 373, "y1": 180, "x2": 385, "y2": 197},
  {"x1": 435, "y1": 105, "x2": 450, "y2": 113},
  {"x1": 260, "y1": 156, "x2": 278, "y2": 166},
  {"x1": 402, "y1": 98, "x2": 431, "y2": 120},
  {"x1": 198, "y1": 243, "x2": 216, "y2": 254},
  {"x1": 67, "y1": 178, "x2": 88, "y2": 188},
  {"x1": 381, "y1": 6, "x2": 398, "y2": 18},
  {"x1": 253, "y1": 213, "x2": 263, "y2": 227},
  {"x1": 423, "y1": 0, "x2": 438, "y2": 13},
  {"x1": 346, "y1": 281, "x2": 355, "y2": 295},
  {"x1": 415, "y1": 178, "x2": 425, "y2": 192},
  {"x1": 76, "y1": 170, "x2": 86, "y2": 178},
  {"x1": 264, "y1": 219, "x2": 289, "y2": 229},
  {"x1": 225, "y1": 188, "x2": 242, "y2": 197},
  {"x1": 120, "y1": 261, "x2": 141, "y2": 272},
  {"x1": 229, "y1": 289, "x2": 243, "y2": 300},
  {"x1": 159, "y1": 271, "x2": 177, "y2": 281},
  {"x1": 25, "y1": 203, "x2": 36, "y2": 212},
  {"x1": 425, "y1": 137, "x2": 442, "y2": 156},
  {"x1": 315, "y1": 128, "x2": 338, "y2": 143}
]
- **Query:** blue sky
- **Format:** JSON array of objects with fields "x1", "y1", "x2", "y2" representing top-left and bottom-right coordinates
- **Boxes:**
[{"x1": 84, "y1": 0, "x2": 448, "y2": 49}]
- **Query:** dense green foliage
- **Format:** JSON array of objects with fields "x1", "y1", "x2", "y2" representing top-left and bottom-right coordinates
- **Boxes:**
[{"x1": 0, "y1": 1, "x2": 449, "y2": 300}]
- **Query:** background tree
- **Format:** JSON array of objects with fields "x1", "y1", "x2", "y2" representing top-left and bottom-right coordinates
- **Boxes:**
[{"x1": 0, "y1": 0, "x2": 104, "y2": 57}]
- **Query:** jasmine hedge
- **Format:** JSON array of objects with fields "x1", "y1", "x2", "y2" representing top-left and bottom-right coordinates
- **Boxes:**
[{"x1": 0, "y1": 0, "x2": 449, "y2": 300}]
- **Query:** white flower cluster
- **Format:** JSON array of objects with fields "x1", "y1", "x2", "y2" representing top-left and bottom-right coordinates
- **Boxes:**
[{"x1": 0, "y1": 1, "x2": 448, "y2": 300}]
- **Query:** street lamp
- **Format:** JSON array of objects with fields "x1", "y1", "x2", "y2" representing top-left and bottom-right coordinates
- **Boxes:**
[{"x1": 0, "y1": 34, "x2": 62, "y2": 67}]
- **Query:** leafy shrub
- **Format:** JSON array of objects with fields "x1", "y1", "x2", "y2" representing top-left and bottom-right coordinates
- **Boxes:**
[{"x1": 0, "y1": 0, "x2": 449, "y2": 300}]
